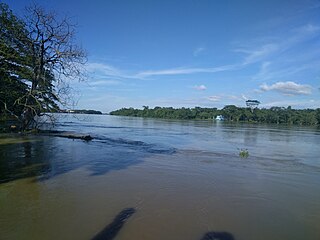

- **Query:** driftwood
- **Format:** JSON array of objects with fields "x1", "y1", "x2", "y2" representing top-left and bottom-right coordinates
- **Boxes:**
[{"x1": 39, "y1": 130, "x2": 93, "y2": 141}]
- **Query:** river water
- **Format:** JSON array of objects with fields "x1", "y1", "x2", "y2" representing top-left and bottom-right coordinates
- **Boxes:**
[{"x1": 0, "y1": 114, "x2": 319, "y2": 240}]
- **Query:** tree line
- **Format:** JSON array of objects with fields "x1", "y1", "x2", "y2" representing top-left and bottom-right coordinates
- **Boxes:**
[
  {"x1": 60, "y1": 109, "x2": 102, "y2": 115},
  {"x1": 110, "y1": 106, "x2": 320, "y2": 126},
  {"x1": 0, "y1": 3, "x2": 86, "y2": 130}
]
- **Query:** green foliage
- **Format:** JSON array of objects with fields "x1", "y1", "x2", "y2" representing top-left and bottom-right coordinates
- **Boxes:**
[
  {"x1": 239, "y1": 149, "x2": 249, "y2": 158},
  {"x1": 110, "y1": 106, "x2": 320, "y2": 126},
  {"x1": 0, "y1": 3, "x2": 31, "y2": 117},
  {"x1": 64, "y1": 109, "x2": 102, "y2": 114},
  {"x1": 0, "y1": 3, "x2": 86, "y2": 130},
  {"x1": 110, "y1": 106, "x2": 220, "y2": 120}
]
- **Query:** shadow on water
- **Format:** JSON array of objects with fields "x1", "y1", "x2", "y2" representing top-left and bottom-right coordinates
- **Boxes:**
[
  {"x1": 200, "y1": 232, "x2": 235, "y2": 240},
  {"x1": 91, "y1": 208, "x2": 136, "y2": 240},
  {"x1": 0, "y1": 135, "x2": 175, "y2": 184},
  {"x1": 89, "y1": 208, "x2": 234, "y2": 240}
]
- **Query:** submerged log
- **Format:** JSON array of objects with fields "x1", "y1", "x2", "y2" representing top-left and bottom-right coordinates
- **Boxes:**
[
  {"x1": 66, "y1": 134, "x2": 93, "y2": 141},
  {"x1": 39, "y1": 130, "x2": 94, "y2": 141}
]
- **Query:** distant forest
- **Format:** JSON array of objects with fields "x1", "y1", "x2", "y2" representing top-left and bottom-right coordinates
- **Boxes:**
[
  {"x1": 110, "y1": 106, "x2": 320, "y2": 126},
  {"x1": 60, "y1": 109, "x2": 102, "y2": 115}
]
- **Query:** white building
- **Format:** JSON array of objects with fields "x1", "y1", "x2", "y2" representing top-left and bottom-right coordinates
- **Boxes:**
[{"x1": 215, "y1": 115, "x2": 224, "y2": 121}]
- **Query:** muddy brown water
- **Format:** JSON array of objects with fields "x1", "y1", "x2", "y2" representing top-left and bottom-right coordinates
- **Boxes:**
[{"x1": 0, "y1": 114, "x2": 319, "y2": 240}]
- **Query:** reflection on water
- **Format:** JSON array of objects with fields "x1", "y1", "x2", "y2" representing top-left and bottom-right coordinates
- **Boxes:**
[
  {"x1": 0, "y1": 134, "x2": 176, "y2": 183},
  {"x1": 0, "y1": 136, "x2": 51, "y2": 183},
  {"x1": 0, "y1": 114, "x2": 320, "y2": 240}
]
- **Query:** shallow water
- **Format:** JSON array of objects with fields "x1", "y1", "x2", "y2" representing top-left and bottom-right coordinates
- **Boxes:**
[{"x1": 0, "y1": 114, "x2": 319, "y2": 240}]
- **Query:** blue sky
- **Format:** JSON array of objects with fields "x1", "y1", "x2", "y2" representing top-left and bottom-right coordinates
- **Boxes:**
[{"x1": 6, "y1": 0, "x2": 320, "y2": 112}]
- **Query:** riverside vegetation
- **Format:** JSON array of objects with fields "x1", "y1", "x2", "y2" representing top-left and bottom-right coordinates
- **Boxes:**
[
  {"x1": 0, "y1": 3, "x2": 86, "y2": 131},
  {"x1": 110, "y1": 106, "x2": 320, "y2": 126}
]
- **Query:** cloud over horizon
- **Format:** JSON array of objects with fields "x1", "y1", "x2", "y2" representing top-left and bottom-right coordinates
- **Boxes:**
[
  {"x1": 207, "y1": 96, "x2": 221, "y2": 102},
  {"x1": 260, "y1": 81, "x2": 312, "y2": 95}
]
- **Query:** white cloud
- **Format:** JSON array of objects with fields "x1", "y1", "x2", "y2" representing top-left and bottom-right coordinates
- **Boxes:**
[
  {"x1": 193, "y1": 85, "x2": 207, "y2": 91},
  {"x1": 90, "y1": 80, "x2": 121, "y2": 86},
  {"x1": 86, "y1": 61, "x2": 242, "y2": 80},
  {"x1": 253, "y1": 58, "x2": 320, "y2": 83},
  {"x1": 206, "y1": 94, "x2": 247, "y2": 103},
  {"x1": 252, "y1": 61, "x2": 271, "y2": 80},
  {"x1": 241, "y1": 94, "x2": 249, "y2": 100},
  {"x1": 207, "y1": 96, "x2": 221, "y2": 102},
  {"x1": 86, "y1": 62, "x2": 141, "y2": 80},
  {"x1": 260, "y1": 81, "x2": 312, "y2": 95},
  {"x1": 235, "y1": 44, "x2": 278, "y2": 65},
  {"x1": 136, "y1": 64, "x2": 239, "y2": 78},
  {"x1": 261, "y1": 99, "x2": 319, "y2": 109},
  {"x1": 86, "y1": 62, "x2": 121, "y2": 77},
  {"x1": 295, "y1": 24, "x2": 320, "y2": 34},
  {"x1": 193, "y1": 47, "x2": 206, "y2": 56},
  {"x1": 236, "y1": 24, "x2": 320, "y2": 71}
]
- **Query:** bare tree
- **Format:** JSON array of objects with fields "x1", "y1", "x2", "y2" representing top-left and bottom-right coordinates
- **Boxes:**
[{"x1": 16, "y1": 4, "x2": 86, "y2": 130}]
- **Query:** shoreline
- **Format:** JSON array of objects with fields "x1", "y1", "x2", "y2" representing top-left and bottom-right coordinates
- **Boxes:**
[{"x1": 0, "y1": 130, "x2": 94, "y2": 143}]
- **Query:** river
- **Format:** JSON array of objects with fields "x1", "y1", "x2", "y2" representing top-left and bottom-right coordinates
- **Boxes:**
[{"x1": 0, "y1": 114, "x2": 319, "y2": 240}]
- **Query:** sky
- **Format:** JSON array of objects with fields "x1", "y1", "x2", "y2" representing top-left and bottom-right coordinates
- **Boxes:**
[{"x1": 5, "y1": 0, "x2": 320, "y2": 112}]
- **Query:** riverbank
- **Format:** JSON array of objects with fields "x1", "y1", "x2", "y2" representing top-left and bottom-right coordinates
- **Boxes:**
[
  {"x1": 110, "y1": 106, "x2": 320, "y2": 126},
  {"x1": 0, "y1": 130, "x2": 94, "y2": 143},
  {"x1": 0, "y1": 116, "x2": 20, "y2": 133}
]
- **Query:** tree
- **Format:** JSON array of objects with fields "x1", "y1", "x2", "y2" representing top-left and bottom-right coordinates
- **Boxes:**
[
  {"x1": 0, "y1": 3, "x2": 31, "y2": 118},
  {"x1": 21, "y1": 4, "x2": 87, "y2": 130},
  {"x1": 222, "y1": 105, "x2": 241, "y2": 121},
  {"x1": 0, "y1": 3, "x2": 86, "y2": 130}
]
